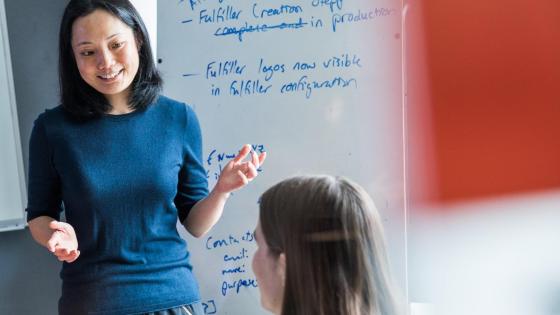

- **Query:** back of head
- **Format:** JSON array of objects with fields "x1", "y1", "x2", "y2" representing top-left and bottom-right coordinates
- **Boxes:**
[{"x1": 259, "y1": 175, "x2": 401, "y2": 315}]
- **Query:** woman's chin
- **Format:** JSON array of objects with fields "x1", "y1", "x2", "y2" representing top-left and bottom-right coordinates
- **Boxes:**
[{"x1": 261, "y1": 298, "x2": 281, "y2": 314}]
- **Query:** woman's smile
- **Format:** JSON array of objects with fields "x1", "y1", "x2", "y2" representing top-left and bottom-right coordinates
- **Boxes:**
[{"x1": 98, "y1": 68, "x2": 124, "y2": 83}]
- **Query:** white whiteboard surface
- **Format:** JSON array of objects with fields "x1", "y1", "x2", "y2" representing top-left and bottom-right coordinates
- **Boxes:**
[
  {"x1": 158, "y1": 0, "x2": 405, "y2": 314},
  {"x1": 0, "y1": 0, "x2": 26, "y2": 232},
  {"x1": 130, "y1": 0, "x2": 157, "y2": 63}
]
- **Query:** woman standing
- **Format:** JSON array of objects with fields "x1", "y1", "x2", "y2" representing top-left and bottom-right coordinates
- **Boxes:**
[{"x1": 26, "y1": 1, "x2": 265, "y2": 314}]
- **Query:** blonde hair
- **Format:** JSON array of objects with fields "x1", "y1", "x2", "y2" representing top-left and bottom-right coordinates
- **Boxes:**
[{"x1": 259, "y1": 175, "x2": 402, "y2": 315}]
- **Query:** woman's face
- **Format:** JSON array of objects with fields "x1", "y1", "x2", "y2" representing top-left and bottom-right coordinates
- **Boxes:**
[
  {"x1": 252, "y1": 221, "x2": 285, "y2": 314},
  {"x1": 71, "y1": 9, "x2": 139, "y2": 106}
]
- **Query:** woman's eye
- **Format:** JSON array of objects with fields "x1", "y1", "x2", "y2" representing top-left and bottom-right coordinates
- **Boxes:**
[
  {"x1": 80, "y1": 51, "x2": 94, "y2": 56},
  {"x1": 112, "y1": 42, "x2": 124, "y2": 49}
]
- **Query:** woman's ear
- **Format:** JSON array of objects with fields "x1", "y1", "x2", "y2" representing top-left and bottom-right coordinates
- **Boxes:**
[{"x1": 277, "y1": 253, "x2": 286, "y2": 287}]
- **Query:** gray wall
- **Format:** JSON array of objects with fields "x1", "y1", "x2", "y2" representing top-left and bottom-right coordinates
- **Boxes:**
[{"x1": 0, "y1": 0, "x2": 68, "y2": 314}]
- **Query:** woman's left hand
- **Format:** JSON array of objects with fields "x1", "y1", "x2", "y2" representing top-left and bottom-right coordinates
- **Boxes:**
[{"x1": 214, "y1": 144, "x2": 267, "y2": 194}]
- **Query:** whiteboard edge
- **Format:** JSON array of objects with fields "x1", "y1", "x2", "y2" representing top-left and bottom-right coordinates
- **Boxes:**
[{"x1": 0, "y1": 0, "x2": 28, "y2": 228}]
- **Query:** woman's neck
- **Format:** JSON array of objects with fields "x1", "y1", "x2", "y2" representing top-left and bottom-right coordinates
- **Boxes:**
[{"x1": 106, "y1": 92, "x2": 133, "y2": 115}]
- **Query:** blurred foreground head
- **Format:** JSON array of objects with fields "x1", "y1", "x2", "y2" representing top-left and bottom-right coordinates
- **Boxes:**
[{"x1": 254, "y1": 175, "x2": 402, "y2": 315}]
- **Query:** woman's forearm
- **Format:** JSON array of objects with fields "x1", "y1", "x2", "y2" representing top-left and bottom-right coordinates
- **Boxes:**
[
  {"x1": 28, "y1": 215, "x2": 56, "y2": 248},
  {"x1": 182, "y1": 189, "x2": 230, "y2": 238}
]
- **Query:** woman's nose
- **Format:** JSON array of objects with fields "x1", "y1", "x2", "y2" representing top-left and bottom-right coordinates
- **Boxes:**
[{"x1": 97, "y1": 48, "x2": 115, "y2": 70}]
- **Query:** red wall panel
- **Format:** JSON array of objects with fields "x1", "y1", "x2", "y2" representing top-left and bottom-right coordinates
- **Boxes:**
[{"x1": 418, "y1": 0, "x2": 560, "y2": 202}]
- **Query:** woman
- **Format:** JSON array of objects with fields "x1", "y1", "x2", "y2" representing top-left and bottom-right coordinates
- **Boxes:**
[
  {"x1": 253, "y1": 175, "x2": 401, "y2": 315},
  {"x1": 26, "y1": 0, "x2": 265, "y2": 314}
]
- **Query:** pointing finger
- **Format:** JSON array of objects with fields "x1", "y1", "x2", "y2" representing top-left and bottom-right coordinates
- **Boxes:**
[{"x1": 233, "y1": 144, "x2": 251, "y2": 163}]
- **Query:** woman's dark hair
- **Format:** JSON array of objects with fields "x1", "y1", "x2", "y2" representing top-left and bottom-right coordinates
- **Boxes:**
[
  {"x1": 59, "y1": 0, "x2": 162, "y2": 119},
  {"x1": 259, "y1": 175, "x2": 402, "y2": 315}
]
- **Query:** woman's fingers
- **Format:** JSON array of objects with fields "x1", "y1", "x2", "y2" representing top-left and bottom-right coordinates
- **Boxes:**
[
  {"x1": 49, "y1": 220, "x2": 61, "y2": 230},
  {"x1": 250, "y1": 150, "x2": 266, "y2": 171},
  {"x1": 215, "y1": 145, "x2": 266, "y2": 193},
  {"x1": 251, "y1": 150, "x2": 260, "y2": 169},
  {"x1": 66, "y1": 250, "x2": 80, "y2": 263},
  {"x1": 55, "y1": 247, "x2": 69, "y2": 256},
  {"x1": 49, "y1": 220, "x2": 73, "y2": 235},
  {"x1": 233, "y1": 144, "x2": 251, "y2": 163},
  {"x1": 233, "y1": 145, "x2": 266, "y2": 169},
  {"x1": 244, "y1": 161, "x2": 258, "y2": 180},
  {"x1": 49, "y1": 220, "x2": 65, "y2": 251},
  {"x1": 51, "y1": 221, "x2": 75, "y2": 236},
  {"x1": 50, "y1": 234, "x2": 77, "y2": 251},
  {"x1": 258, "y1": 151, "x2": 267, "y2": 167},
  {"x1": 54, "y1": 248, "x2": 68, "y2": 259},
  {"x1": 237, "y1": 170, "x2": 249, "y2": 185},
  {"x1": 47, "y1": 230, "x2": 61, "y2": 252},
  {"x1": 55, "y1": 249, "x2": 80, "y2": 263},
  {"x1": 46, "y1": 220, "x2": 80, "y2": 262}
]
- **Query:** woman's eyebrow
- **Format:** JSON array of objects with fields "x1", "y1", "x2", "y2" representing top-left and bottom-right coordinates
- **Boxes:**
[{"x1": 75, "y1": 33, "x2": 121, "y2": 47}]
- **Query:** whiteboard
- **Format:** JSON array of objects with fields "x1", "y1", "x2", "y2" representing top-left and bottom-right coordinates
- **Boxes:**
[
  {"x1": 0, "y1": 0, "x2": 26, "y2": 232},
  {"x1": 158, "y1": 0, "x2": 405, "y2": 314}
]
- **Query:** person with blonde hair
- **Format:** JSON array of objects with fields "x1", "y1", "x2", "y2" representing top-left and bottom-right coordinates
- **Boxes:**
[{"x1": 252, "y1": 175, "x2": 401, "y2": 315}]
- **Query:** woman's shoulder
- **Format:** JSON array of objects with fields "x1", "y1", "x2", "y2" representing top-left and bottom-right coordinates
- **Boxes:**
[
  {"x1": 34, "y1": 105, "x2": 68, "y2": 126},
  {"x1": 154, "y1": 95, "x2": 197, "y2": 117}
]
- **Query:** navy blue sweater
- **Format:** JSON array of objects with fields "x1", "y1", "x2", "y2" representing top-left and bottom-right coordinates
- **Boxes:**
[{"x1": 26, "y1": 96, "x2": 209, "y2": 315}]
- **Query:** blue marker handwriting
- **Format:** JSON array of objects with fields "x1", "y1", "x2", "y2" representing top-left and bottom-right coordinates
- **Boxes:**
[
  {"x1": 280, "y1": 75, "x2": 357, "y2": 98},
  {"x1": 181, "y1": 0, "x2": 227, "y2": 12},
  {"x1": 332, "y1": 8, "x2": 395, "y2": 32},
  {"x1": 180, "y1": 0, "x2": 397, "y2": 42},
  {"x1": 205, "y1": 230, "x2": 256, "y2": 250},
  {"x1": 259, "y1": 58, "x2": 286, "y2": 81},
  {"x1": 221, "y1": 278, "x2": 258, "y2": 296},
  {"x1": 224, "y1": 248, "x2": 249, "y2": 262},
  {"x1": 206, "y1": 234, "x2": 240, "y2": 250},
  {"x1": 311, "y1": 0, "x2": 344, "y2": 13},
  {"x1": 222, "y1": 264, "x2": 247, "y2": 275},
  {"x1": 206, "y1": 60, "x2": 246, "y2": 79},
  {"x1": 252, "y1": 3, "x2": 303, "y2": 19},
  {"x1": 199, "y1": 6, "x2": 241, "y2": 24},
  {"x1": 202, "y1": 229, "x2": 259, "y2": 300},
  {"x1": 198, "y1": 54, "x2": 362, "y2": 99},
  {"x1": 202, "y1": 300, "x2": 217, "y2": 315},
  {"x1": 214, "y1": 18, "x2": 307, "y2": 42},
  {"x1": 322, "y1": 53, "x2": 362, "y2": 69},
  {"x1": 229, "y1": 79, "x2": 272, "y2": 97}
]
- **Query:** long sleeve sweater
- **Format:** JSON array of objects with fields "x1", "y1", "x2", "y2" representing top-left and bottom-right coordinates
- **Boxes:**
[{"x1": 26, "y1": 96, "x2": 208, "y2": 315}]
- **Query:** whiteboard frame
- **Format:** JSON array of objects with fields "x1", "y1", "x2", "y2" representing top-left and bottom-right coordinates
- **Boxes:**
[{"x1": 0, "y1": 0, "x2": 27, "y2": 232}]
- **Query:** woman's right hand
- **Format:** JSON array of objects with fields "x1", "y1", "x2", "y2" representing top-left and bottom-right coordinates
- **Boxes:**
[{"x1": 47, "y1": 220, "x2": 80, "y2": 263}]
